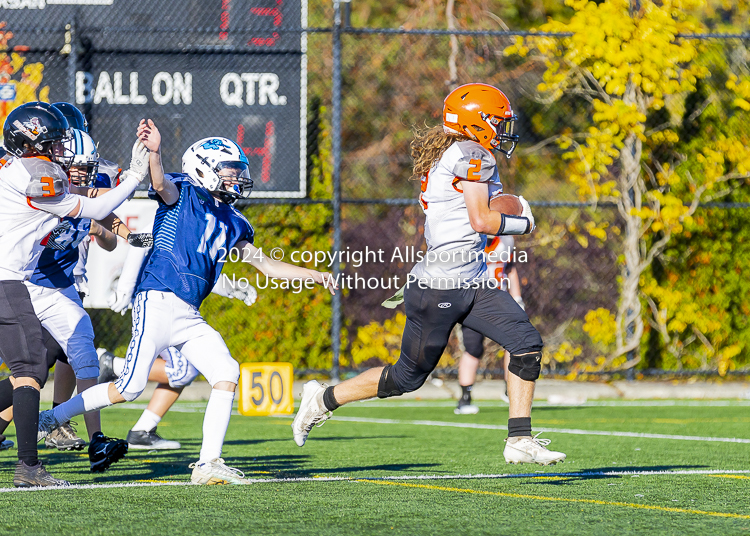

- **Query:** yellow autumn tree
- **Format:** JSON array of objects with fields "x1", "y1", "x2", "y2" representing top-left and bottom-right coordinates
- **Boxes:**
[{"x1": 506, "y1": 0, "x2": 750, "y2": 369}]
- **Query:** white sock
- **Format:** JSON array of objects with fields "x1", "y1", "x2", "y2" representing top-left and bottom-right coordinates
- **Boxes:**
[
  {"x1": 198, "y1": 389, "x2": 235, "y2": 463},
  {"x1": 113, "y1": 357, "x2": 126, "y2": 377},
  {"x1": 53, "y1": 383, "x2": 114, "y2": 423},
  {"x1": 131, "y1": 409, "x2": 162, "y2": 432}
]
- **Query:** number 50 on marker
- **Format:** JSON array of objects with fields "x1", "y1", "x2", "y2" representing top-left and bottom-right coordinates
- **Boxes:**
[{"x1": 238, "y1": 363, "x2": 294, "y2": 416}]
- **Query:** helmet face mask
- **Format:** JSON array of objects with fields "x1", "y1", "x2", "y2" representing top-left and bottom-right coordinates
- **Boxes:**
[
  {"x1": 183, "y1": 137, "x2": 253, "y2": 204},
  {"x1": 64, "y1": 129, "x2": 99, "y2": 186},
  {"x1": 443, "y1": 83, "x2": 520, "y2": 157}
]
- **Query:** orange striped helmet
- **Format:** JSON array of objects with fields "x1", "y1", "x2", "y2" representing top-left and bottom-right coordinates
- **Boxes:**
[{"x1": 443, "y1": 83, "x2": 519, "y2": 157}]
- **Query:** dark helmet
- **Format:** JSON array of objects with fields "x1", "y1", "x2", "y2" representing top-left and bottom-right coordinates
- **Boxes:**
[
  {"x1": 53, "y1": 102, "x2": 88, "y2": 132},
  {"x1": 3, "y1": 101, "x2": 74, "y2": 169}
]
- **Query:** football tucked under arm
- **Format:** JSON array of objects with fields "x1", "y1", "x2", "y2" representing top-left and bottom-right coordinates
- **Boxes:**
[{"x1": 489, "y1": 194, "x2": 535, "y2": 235}]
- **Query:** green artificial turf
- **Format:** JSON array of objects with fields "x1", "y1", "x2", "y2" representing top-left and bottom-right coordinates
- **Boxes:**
[{"x1": 0, "y1": 399, "x2": 748, "y2": 535}]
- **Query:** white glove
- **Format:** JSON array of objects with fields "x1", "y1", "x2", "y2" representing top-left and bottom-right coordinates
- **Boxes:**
[
  {"x1": 108, "y1": 290, "x2": 133, "y2": 316},
  {"x1": 235, "y1": 284, "x2": 258, "y2": 307},
  {"x1": 74, "y1": 274, "x2": 89, "y2": 298},
  {"x1": 513, "y1": 295, "x2": 526, "y2": 310},
  {"x1": 518, "y1": 195, "x2": 535, "y2": 233},
  {"x1": 128, "y1": 140, "x2": 149, "y2": 179}
]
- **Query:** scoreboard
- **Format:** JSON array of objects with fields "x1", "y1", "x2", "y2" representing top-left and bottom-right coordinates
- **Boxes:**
[{"x1": 0, "y1": 0, "x2": 307, "y2": 197}]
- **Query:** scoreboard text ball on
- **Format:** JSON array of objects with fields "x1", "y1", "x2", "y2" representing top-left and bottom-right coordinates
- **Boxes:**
[
  {"x1": 0, "y1": 0, "x2": 307, "y2": 198},
  {"x1": 238, "y1": 363, "x2": 294, "y2": 416}
]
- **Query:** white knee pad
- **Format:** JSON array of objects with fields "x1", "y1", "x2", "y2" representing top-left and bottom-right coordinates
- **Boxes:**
[
  {"x1": 119, "y1": 389, "x2": 143, "y2": 402},
  {"x1": 207, "y1": 359, "x2": 240, "y2": 387}
]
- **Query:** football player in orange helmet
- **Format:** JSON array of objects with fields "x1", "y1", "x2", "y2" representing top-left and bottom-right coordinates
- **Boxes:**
[
  {"x1": 442, "y1": 82, "x2": 519, "y2": 157},
  {"x1": 292, "y1": 83, "x2": 564, "y2": 467}
]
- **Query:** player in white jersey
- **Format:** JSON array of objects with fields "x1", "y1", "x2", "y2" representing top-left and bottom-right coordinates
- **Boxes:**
[
  {"x1": 0, "y1": 102, "x2": 149, "y2": 487},
  {"x1": 293, "y1": 84, "x2": 566, "y2": 466}
]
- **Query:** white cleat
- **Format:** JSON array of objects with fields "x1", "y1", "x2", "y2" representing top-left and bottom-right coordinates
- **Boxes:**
[
  {"x1": 503, "y1": 433, "x2": 566, "y2": 466},
  {"x1": 189, "y1": 458, "x2": 250, "y2": 485},
  {"x1": 37, "y1": 409, "x2": 64, "y2": 442},
  {"x1": 291, "y1": 380, "x2": 331, "y2": 447},
  {"x1": 454, "y1": 403, "x2": 479, "y2": 415}
]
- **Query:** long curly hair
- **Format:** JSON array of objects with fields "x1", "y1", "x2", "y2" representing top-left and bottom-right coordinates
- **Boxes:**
[{"x1": 410, "y1": 125, "x2": 469, "y2": 180}]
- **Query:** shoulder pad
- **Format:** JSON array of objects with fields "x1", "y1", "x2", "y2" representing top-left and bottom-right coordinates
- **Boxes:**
[
  {"x1": 22, "y1": 158, "x2": 70, "y2": 198},
  {"x1": 148, "y1": 173, "x2": 190, "y2": 202},
  {"x1": 449, "y1": 141, "x2": 497, "y2": 182}
]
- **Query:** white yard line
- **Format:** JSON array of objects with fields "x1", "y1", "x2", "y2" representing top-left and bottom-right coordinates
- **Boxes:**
[
  {"x1": 119, "y1": 402, "x2": 750, "y2": 442},
  {"x1": 2, "y1": 468, "x2": 749, "y2": 493},
  {"x1": 326, "y1": 416, "x2": 750, "y2": 443}
]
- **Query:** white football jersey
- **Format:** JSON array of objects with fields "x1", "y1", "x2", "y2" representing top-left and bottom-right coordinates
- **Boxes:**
[
  {"x1": 0, "y1": 156, "x2": 79, "y2": 281},
  {"x1": 410, "y1": 140, "x2": 502, "y2": 288}
]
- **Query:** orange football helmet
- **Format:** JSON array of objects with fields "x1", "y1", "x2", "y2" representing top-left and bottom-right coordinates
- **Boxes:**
[{"x1": 443, "y1": 83, "x2": 519, "y2": 157}]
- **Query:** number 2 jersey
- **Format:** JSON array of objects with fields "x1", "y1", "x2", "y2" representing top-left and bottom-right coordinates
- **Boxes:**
[
  {"x1": 136, "y1": 173, "x2": 254, "y2": 309},
  {"x1": 28, "y1": 173, "x2": 113, "y2": 290},
  {"x1": 409, "y1": 140, "x2": 503, "y2": 287}
]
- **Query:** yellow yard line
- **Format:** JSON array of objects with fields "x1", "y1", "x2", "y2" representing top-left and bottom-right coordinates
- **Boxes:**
[
  {"x1": 709, "y1": 474, "x2": 750, "y2": 480},
  {"x1": 359, "y1": 480, "x2": 750, "y2": 520}
]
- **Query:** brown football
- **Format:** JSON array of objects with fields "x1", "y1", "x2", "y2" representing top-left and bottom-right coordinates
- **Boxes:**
[{"x1": 489, "y1": 194, "x2": 523, "y2": 216}]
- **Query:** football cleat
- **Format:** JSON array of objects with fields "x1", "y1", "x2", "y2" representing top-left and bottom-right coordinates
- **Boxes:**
[
  {"x1": 189, "y1": 458, "x2": 250, "y2": 485},
  {"x1": 454, "y1": 400, "x2": 480, "y2": 415},
  {"x1": 97, "y1": 348, "x2": 117, "y2": 384},
  {"x1": 37, "y1": 409, "x2": 64, "y2": 442},
  {"x1": 291, "y1": 380, "x2": 331, "y2": 447},
  {"x1": 44, "y1": 421, "x2": 87, "y2": 451},
  {"x1": 503, "y1": 433, "x2": 566, "y2": 466},
  {"x1": 0, "y1": 434, "x2": 14, "y2": 451},
  {"x1": 127, "y1": 428, "x2": 181, "y2": 450},
  {"x1": 14, "y1": 460, "x2": 70, "y2": 488},
  {"x1": 88, "y1": 432, "x2": 128, "y2": 472}
]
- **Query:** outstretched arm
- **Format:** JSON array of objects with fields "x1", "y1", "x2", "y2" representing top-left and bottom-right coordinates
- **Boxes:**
[
  {"x1": 137, "y1": 119, "x2": 179, "y2": 205},
  {"x1": 89, "y1": 220, "x2": 118, "y2": 252},
  {"x1": 239, "y1": 240, "x2": 336, "y2": 295}
]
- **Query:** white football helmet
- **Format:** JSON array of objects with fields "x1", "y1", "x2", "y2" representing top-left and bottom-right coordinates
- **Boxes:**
[
  {"x1": 182, "y1": 137, "x2": 253, "y2": 203},
  {"x1": 64, "y1": 128, "x2": 99, "y2": 186}
]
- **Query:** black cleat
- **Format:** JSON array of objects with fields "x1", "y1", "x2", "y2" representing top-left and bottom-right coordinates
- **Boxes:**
[
  {"x1": 97, "y1": 349, "x2": 117, "y2": 384},
  {"x1": 0, "y1": 434, "x2": 14, "y2": 451},
  {"x1": 127, "y1": 428, "x2": 181, "y2": 450},
  {"x1": 88, "y1": 432, "x2": 128, "y2": 472},
  {"x1": 44, "y1": 421, "x2": 87, "y2": 451},
  {"x1": 14, "y1": 460, "x2": 70, "y2": 488}
]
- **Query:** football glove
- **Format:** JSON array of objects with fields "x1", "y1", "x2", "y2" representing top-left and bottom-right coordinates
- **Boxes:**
[
  {"x1": 127, "y1": 232, "x2": 154, "y2": 248},
  {"x1": 518, "y1": 195, "x2": 535, "y2": 233},
  {"x1": 236, "y1": 284, "x2": 258, "y2": 307},
  {"x1": 108, "y1": 290, "x2": 132, "y2": 315},
  {"x1": 128, "y1": 140, "x2": 149, "y2": 179},
  {"x1": 513, "y1": 295, "x2": 526, "y2": 311}
]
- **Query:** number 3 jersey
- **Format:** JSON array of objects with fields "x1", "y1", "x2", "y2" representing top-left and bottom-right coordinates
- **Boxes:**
[
  {"x1": 29, "y1": 174, "x2": 112, "y2": 290},
  {"x1": 409, "y1": 140, "x2": 503, "y2": 287},
  {"x1": 136, "y1": 173, "x2": 254, "y2": 309}
]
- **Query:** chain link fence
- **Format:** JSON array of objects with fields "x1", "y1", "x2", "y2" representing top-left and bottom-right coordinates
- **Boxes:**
[{"x1": 1, "y1": 5, "x2": 748, "y2": 379}]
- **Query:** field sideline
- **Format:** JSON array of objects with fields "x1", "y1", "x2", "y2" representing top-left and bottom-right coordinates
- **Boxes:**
[{"x1": 0, "y1": 399, "x2": 748, "y2": 535}]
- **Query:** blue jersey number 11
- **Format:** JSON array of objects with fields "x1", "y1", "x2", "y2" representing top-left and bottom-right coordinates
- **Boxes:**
[{"x1": 197, "y1": 213, "x2": 228, "y2": 260}]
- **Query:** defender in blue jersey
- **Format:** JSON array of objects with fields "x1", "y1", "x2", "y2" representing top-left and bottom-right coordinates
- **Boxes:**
[{"x1": 41, "y1": 119, "x2": 336, "y2": 484}]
